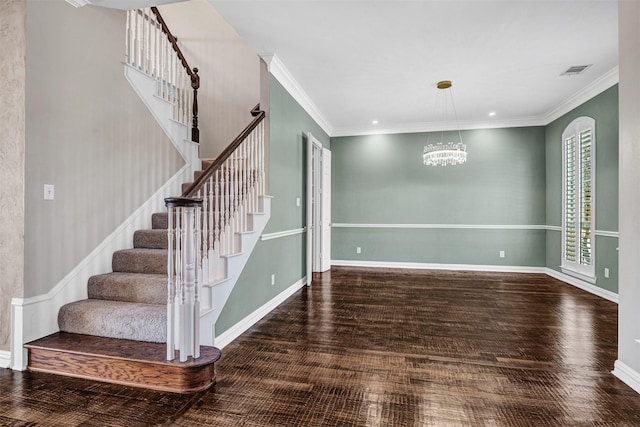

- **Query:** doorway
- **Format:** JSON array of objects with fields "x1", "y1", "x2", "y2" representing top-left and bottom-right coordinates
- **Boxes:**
[{"x1": 306, "y1": 132, "x2": 331, "y2": 285}]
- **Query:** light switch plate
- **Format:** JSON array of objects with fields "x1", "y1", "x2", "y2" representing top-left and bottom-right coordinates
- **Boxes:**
[{"x1": 44, "y1": 184, "x2": 54, "y2": 200}]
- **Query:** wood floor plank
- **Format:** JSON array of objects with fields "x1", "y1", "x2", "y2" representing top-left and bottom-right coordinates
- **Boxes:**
[{"x1": 3, "y1": 267, "x2": 640, "y2": 425}]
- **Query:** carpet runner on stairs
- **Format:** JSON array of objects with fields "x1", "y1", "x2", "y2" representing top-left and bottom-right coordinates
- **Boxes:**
[{"x1": 57, "y1": 210, "x2": 172, "y2": 343}]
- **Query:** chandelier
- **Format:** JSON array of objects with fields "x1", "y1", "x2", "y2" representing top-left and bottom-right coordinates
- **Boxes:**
[{"x1": 423, "y1": 80, "x2": 467, "y2": 166}]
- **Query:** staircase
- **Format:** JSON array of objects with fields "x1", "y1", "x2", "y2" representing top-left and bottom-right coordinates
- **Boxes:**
[
  {"x1": 26, "y1": 153, "x2": 270, "y2": 392},
  {"x1": 24, "y1": 7, "x2": 270, "y2": 394}
]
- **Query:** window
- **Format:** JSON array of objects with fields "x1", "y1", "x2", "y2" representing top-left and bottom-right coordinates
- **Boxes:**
[{"x1": 562, "y1": 117, "x2": 595, "y2": 281}]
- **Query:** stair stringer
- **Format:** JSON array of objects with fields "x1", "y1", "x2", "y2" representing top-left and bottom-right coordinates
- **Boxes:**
[{"x1": 199, "y1": 196, "x2": 272, "y2": 347}]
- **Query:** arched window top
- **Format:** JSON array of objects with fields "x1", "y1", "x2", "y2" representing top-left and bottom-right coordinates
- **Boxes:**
[{"x1": 562, "y1": 116, "x2": 595, "y2": 140}]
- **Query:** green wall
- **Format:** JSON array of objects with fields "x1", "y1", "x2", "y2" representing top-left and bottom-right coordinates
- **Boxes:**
[
  {"x1": 544, "y1": 85, "x2": 619, "y2": 292},
  {"x1": 330, "y1": 85, "x2": 618, "y2": 293},
  {"x1": 216, "y1": 76, "x2": 329, "y2": 335},
  {"x1": 331, "y1": 127, "x2": 547, "y2": 267}
]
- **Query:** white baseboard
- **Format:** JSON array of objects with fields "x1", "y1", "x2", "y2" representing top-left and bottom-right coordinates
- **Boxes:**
[
  {"x1": 545, "y1": 268, "x2": 619, "y2": 303},
  {"x1": 331, "y1": 260, "x2": 619, "y2": 303},
  {"x1": 331, "y1": 259, "x2": 546, "y2": 274},
  {"x1": 613, "y1": 360, "x2": 640, "y2": 394},
  {"x1": 0, "y1": 351, "x2": 10, "y2": 369},
  {"x1": 214, "y1": 276, "x2": 307, "y2": 349}
]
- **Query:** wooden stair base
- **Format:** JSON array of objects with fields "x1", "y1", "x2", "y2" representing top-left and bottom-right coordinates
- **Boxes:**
[{"x1": 25, "y1": 332, "x2": 221, "y2": 394}]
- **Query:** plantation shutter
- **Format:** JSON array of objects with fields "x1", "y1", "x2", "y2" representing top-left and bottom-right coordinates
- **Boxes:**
[
  {"x1": 561, "y1": 117, "x2": 595, "y2": 279},
  {"x1": 579, "y1": 129, "x2": 592, "y2": 266},
  {"x1": 564, "y1": 135, "x2": 577, "y2": 262}
]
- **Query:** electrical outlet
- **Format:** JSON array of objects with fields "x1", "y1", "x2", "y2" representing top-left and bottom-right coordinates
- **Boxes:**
[
  {"x1": 499, "y1": 250, "x2": 505, "y2": 258},
  {"x1": 356, "y1": 247, "x2": 361, "y2": 254},
  {"x1": 44, "y1": 184, "x2": 54, "y2": 200},
  {"x1": 296, "y1": 197, "x2": 301, "y2": 207},
  {"x1": 604, "y1": 267, "x2": 610, "y2": 279},
  {"x1": 271, "y1": 274, "x2": 275, "y2": 286}
]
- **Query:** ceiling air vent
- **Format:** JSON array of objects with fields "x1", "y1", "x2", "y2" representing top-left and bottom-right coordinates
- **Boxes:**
[{"x1": 561, "y1": 65, "x2": 592, "y2": 76}]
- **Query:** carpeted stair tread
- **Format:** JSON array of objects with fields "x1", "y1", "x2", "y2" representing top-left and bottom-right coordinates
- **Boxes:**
[
  {"x1": 58, "y1": 299, "x2": 166, "y2": 343},
  {"x1": 134, "y1": 229, "x2": 168, "y2": 249},
  {"x1": 88, "y1": 272, "x2": 166, "y2": 304},
  {"x1": 113, "y1": 248, "x2": 167, "y2": 274}
]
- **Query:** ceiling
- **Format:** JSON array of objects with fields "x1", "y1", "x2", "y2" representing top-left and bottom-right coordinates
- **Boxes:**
[
  {"x1": 66, "y1": 0, "x2": 188, "y2": 9},
  {"x1": 209, "y1": 0, "x2": 618, "y2": 137}
]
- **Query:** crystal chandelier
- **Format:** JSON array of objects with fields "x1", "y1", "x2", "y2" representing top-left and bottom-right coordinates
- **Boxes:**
[{"x1": 423, "y1": 80, "x2": 467, "y2": 166}]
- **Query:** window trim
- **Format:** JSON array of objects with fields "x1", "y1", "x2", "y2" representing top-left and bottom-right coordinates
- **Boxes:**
[{"x1": 561, "y1": 116, "x2": 596, "y2": 280}]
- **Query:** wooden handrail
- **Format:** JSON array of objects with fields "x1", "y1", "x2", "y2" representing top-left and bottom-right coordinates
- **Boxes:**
[
  {"x1": 182, "y1": 104, "x2": 265, "y2": 197},
  {"x1": 150, "y1": 6, "x2": 200, "y2": 143}
]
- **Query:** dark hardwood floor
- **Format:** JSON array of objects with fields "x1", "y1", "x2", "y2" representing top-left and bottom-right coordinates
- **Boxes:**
[{"x1": 3, "y1": 267, "x2": 640, "y2": 426}]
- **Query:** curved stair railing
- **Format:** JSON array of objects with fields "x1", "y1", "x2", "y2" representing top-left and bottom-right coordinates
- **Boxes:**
[
  {"x1": 125, "y1": 7, "x2": 199, "y2": 142},
  {"x1": 166, "y1": 106, "x2": 266, "y2": 361}
]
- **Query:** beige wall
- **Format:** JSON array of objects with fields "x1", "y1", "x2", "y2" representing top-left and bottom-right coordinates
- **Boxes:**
[
  {"x1": 159, "y1": 0, "x2": 261, "y2": 159},
  {"x1": 0, "y1": 0, "x2": 26, "y2": 352},
  {"x1": 24, "y1": 0, "x2": 183, "y2": 297},
  {"x1": 617, "y1": 0, "x2": 640, "y2": 374}
]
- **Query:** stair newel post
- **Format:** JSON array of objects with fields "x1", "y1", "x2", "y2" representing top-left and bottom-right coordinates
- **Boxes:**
[
  {"x1": 166, "y1": 203, "x2": 175, "y2": 361},
  {"x1": 191, "y1": 68, "x2": 200, "y2": 143},
  {"x1": 165, "y1": 197, "x2": 202, "y2": 363}
]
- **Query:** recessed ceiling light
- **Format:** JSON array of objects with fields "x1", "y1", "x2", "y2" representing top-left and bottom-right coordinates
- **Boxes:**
[
  {"x1": 489, "y1": 112, "x2": 496, "y2": 117},
  {"x1": 372, "y1": 120, "x2": 378, "y2": 125}
]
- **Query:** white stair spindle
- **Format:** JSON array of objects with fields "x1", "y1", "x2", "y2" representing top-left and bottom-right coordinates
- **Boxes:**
[
  {"x1": 166, "y1": 205, "x2": 175, "y2": 361},
  {"x1": 193, "y1": 203, "x2": 201, "y2": 358},
  {"x1": 201, "y1": 188, "x2": 209, "y2": 290}
]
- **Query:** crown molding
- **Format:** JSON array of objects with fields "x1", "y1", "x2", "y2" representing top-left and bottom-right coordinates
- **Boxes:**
[
  {"x1": 331, "y1": 117, "x2": 546, "y2": 137},
  {"x1": 260, "y1": 53, "x2": 617, "y2": 138},
  {"x1": 542, "y1": 66, "x2": 619, "y2": 125},
  {"x1": 65, "y1": 0, "x2": 90, "y2": 7},
  {"x1": 65, "y1": 0, "x2": 187, "y2": 10},
  {"x1": 260, "y1": 53, "x2": 333, "y2": 136}
]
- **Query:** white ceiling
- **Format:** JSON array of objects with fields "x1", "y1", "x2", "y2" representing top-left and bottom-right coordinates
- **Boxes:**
[
  {"x1": 66, "y1": 0, "x2": 188, "y2": 10},
  {"x1": 209, "y1": 0, "x2": 618, "y2": 137}
]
